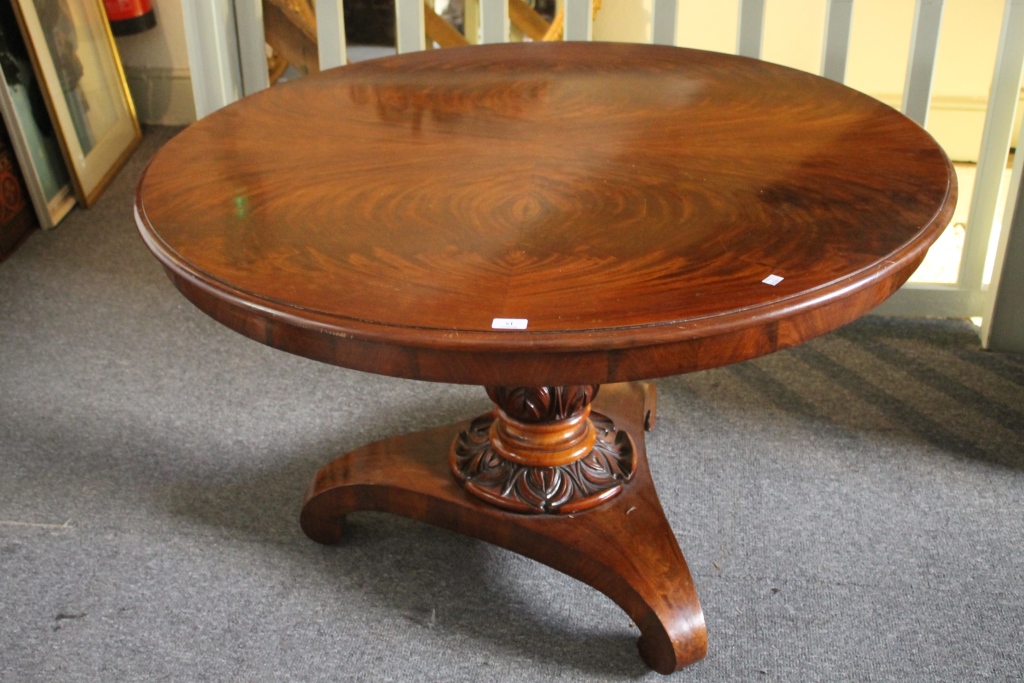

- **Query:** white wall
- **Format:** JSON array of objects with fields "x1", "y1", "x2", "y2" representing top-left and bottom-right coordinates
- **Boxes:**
[{"x1": 113, "y1": 0, "x2": 196, "y2": 124}]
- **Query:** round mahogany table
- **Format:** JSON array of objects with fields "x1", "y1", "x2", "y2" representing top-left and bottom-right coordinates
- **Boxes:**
[{"x1": 135, "y1": 42, "x2": 956, "y2": 674}]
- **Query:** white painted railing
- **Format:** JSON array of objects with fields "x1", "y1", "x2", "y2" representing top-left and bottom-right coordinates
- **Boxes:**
[
  {"x1": 820, "y1": 0, "x2": 853, "y2": 83},
  {"x1": 181, "y1": 0, "x2": 1024, "y2": 351}
]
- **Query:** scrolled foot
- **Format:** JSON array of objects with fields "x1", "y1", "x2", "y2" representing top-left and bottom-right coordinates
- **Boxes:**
[{"x1": 300, "y1": 494, "x2": 347, "y2": 545}]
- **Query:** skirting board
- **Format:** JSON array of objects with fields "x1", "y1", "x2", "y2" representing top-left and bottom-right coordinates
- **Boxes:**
[{"x1": 123, "y1": 67, "x2": 197, "y2": 126}]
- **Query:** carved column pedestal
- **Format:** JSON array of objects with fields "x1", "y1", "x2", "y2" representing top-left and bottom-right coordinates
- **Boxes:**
[
  {"x1": 300, "y1": 382, "x2": 707, "y2": 674},
  {"x1": 450, "y1": 385, "x2": 636, "y2": 514}
]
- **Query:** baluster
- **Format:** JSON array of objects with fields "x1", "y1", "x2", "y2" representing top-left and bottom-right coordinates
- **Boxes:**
[
  {"x1": 317, "y1": 0, "x2": 348, "y2": 69},
  {"x1": 564, "y1": 0, "x2": 594, "y2": 41},
  {"x1": 737, "y1": 0, "x2": 765, "y2": 58},
  {"x1": 902, "y1": 0, "x2": 945, "y2": 126},
  {"x1": 480, "y1": 0, "x2": 511, "y2": 43},
  {"x1": 651, "y1": 0, "x2": 678, "y2": 46},
  {"x1": 961, "y1": 0, "x2": 1024, "y2": 290},
  {"x1": 396, "y1": 0, "x2": 427, "y2": 52},
  {"x1": 821, "y1": 0, "x2": 854, "y2": 82}
]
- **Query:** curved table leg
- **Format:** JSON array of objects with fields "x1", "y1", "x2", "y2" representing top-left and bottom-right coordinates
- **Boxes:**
[{"x1": 300, "y1": 381, "x2": 706, "y2": 674}]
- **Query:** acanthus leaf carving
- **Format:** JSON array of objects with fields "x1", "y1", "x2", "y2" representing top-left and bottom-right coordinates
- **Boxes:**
[
  {"x1": 486, "y1": 385, "x2": 599, "y2": 423},
  {"x1": 450, "y1": 412, "x2": 634, "y2": 514}
]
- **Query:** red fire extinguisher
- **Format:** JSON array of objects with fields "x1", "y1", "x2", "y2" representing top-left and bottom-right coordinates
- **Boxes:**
[{"x1": 103, "y1": 0, "x2": 157, "y2": 36}]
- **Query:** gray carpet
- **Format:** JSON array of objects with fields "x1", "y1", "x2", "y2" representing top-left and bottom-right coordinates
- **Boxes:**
[{"x1": 2, "y1": 127, "x2": 1023, "y2": 681}]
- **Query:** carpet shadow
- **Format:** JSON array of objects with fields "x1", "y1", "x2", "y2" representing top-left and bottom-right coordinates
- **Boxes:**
[
  {"x1": 310, "y1": 513, "x2": 652, "y2": 678},
  {"x1": 160, "y1": 390, "x2": 486, "y2": 543},
  {"x1": 652, "y1": 317, "x2": 1024, "y2": 473},
  {"x1": 164, "y1": 440, "x2": 653, "y2": 678}
]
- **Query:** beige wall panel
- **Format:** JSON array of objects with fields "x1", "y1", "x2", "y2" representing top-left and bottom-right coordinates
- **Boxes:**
[{"x1": 762, "y1": 0, "x2": 826, "y2": 74}]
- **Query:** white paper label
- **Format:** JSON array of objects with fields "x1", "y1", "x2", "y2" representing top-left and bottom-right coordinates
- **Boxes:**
[
  {"x1": 492, "y1": 318, "x2": 528, "y2": 330},
  {"x1": 762, "y1": 274, "x2": 784, "y2": 286}
]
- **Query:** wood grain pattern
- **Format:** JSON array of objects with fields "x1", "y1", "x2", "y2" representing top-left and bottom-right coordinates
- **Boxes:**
[
  {"x1": 136, "y1": 42, "x2": 955, "y2": 386},
  {"x1": 301, "y1": 381, "x2": 704, "y2": 673}
]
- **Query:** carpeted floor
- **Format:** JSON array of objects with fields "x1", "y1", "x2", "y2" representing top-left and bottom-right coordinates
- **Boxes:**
[{"x1": 1, "y1": 127, "x2": 1022, "y2": 681}]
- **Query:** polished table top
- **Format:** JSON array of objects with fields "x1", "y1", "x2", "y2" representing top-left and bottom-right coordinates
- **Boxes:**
[{"x1": 136, "y1": 42, "x2": 956, "y2": 386}]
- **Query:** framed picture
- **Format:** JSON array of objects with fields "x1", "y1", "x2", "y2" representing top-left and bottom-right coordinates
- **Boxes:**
[
  {"x1": 11, "y1": 0, "x2": 140, "y2": 208},
  {"x1": 0, "y1": 1, "x2": 75, "y2": 228}
]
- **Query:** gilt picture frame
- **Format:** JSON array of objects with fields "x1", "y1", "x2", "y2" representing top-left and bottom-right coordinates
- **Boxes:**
[{"x1": 11, "y1": 0, "x2": 140, "y2": 208}]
